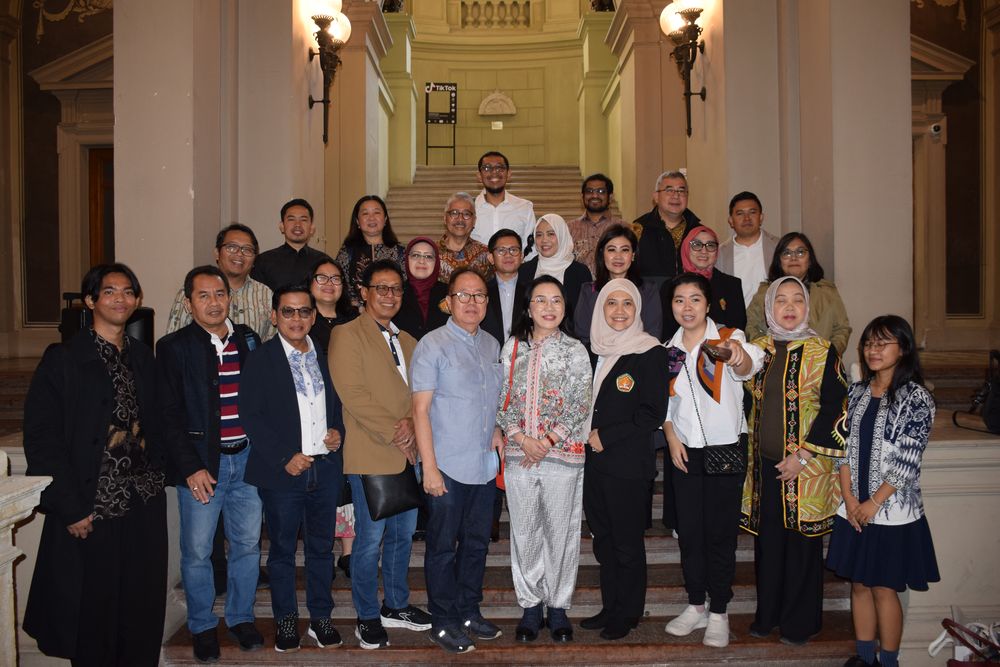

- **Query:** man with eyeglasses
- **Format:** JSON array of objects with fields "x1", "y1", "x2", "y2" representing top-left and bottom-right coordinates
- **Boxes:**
[
  {"x1": 471, "y1": 151, "x2": 536, "y2": 258},
  {"x1": 252, "y1": 198, "x2": 329, "y2": 291},
  {"x1": 411, "y1": 268, "x2": 505, "y2": 654},
  {"x1": 329, "y1": 259, "x2": 432, "y2": 650},
  {"x1": 482, "y1": 229, "x2": 527, "y2": 346},
  {"x1": 166, "y1": 223, "x2": 275, "y2": 340},
  {"x1": 567, "y1": 173, "x2": 623, "y2": 278},
  {"x1": 634, "y1": 170, "x2": 702, "y2": 289},
  {"x1": 717, "y1": 191, "x2": 778, "y2": 307},
  {"x1": 241, "y1": 284, "x2": 346, "y2": 652},
  {"x1": 438, "y1": 192, "x2": 494, "y2": 284},
  {"x1": 157, "y1": 265, "x2": 264, "y2": 662}
]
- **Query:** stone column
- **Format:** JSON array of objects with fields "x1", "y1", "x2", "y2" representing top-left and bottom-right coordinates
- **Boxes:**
[
  {"x1": 384, "y1": 12, "x2": 417, "y2": 187},
  {"x1": 576, "y1": 11, "x2": 616, "y2": 179}
]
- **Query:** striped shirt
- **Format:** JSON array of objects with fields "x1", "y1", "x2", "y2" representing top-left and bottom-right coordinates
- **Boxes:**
[
  {"x1": 214, "y1": 332, "x2": 246, "y2": 446},
  {"x1": 165, "y1": 277, "x2": 275, "y2": 340}
]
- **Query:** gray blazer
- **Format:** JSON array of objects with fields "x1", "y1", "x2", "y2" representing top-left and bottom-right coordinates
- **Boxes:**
[{"x1": 717, "y1": 230, "x2": 779, "y2": 276}]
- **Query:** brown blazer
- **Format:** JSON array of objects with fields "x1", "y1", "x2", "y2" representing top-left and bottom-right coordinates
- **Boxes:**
[{"x1": 329, "y1": 312, "x2": 418, "y2": 475}]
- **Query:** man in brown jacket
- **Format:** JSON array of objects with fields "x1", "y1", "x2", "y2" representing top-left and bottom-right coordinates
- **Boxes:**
[{"x1": 329, "y1": 259, "x2": 432, "y2": 650}]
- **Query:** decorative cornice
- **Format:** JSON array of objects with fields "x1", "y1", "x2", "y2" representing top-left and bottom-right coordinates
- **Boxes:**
[
  {"x1": 28, "y1": 33, "x2": 112, "y2": 89},
  {"x1": 911, "y1": 34, "x2": 974, "y2": 82}
]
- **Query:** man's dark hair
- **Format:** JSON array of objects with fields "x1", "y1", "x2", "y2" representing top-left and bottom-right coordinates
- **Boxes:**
[
  {"x1": 510, "y1": 275, "x2": 576, "y2": 343},
  {"x1": 343, "y1": 195, "x2": 400, "y2": 248},
  {"x1": 669, "y1": 272, "x2": 713, "y2": 306},
  {"x1": 582, "y1": 173, "x2": 614, "y2": 195},
  {"x1": 280, "y1": 198, "x2": 314, "y2": 220},
  {"x1": 594, "y1": 224, "x2": 641, "y2": 289},
  {"x1": 215, "y1": 223, "x2": 260, "y2": 254},
  {"x1": 81, "y1": 263, "x2": 142, "y2": 302},
  {"x1": 183, "y1": 265, "x2": 231, "y2": 299},
  {"x1": 488, "y1": 229, "x2": 522, "y2": 251},
  {"x1": 728, "y1": 191, "x2": 763, "y2": 216},
  {"x1": 768, "y1": 232, "x2": 825, "y2": 283},
  {"x1": 360, "y1": 258, "x2": 404, "y2": 287},
  {"x1": 447, "y1": 267, "x2": 487, "y2": 293},
  {"x1": 477, "y1": 151, "x2": 510, "y2": 171},
  {"x1": 272, "y1": 283, "x2": 316, "y2": 311}
]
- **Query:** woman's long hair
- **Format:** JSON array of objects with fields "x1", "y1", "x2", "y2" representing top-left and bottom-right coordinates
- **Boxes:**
[
  {"x1": 309, "y1": 257, "x2": 354, "y2": 319},
  {"x1": 767, "y1": 232, "x2": 824, "y2": 283},
  {"x1": 594, "y1": 224, "x2": 643, "y2": 289},
  {"x1": 510, "y1": 275, "x2": 576, "y2": 343},
  {"x1": 858, "y1": 314, "x2": 926, "y2": 405},
  {"x1": 342, "y1": 195, "x2": 400, "y2": 248}
]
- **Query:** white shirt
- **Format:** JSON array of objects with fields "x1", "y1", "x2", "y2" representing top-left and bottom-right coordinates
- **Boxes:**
[
  {"x1": 496, "y1": 274, "x2": 518, "y2": 340},
  {"x1": 665, "y1": 319, "x2": 764, "y2": 448},
  {"x1": 206, "y1": 318, "x2": 236, "y2": 361},
  {"x1": 731, "y1": 233, "x2": 768, "y2": 307},
  {"x1": 472, "y1": 191, "x2": 536, "y2": 259},
  {"x1": 379, "y1": 320, "x2": 409, "y2": 384},
  {"x1": 279, "y1": 334, "x2": 329, "y2": 456}
]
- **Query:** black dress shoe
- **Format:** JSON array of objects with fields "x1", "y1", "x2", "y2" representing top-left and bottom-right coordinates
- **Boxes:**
[
  {"x1": 228, "y1": 622, "x2": 264, "y2": 651},
  {"x1": 192, "y1": 628, "x2": 220, "y2": 663},
  {"x1": 580, "y1": 609, "x2": 610, "y2": 630},
  {"x1": 547, "y1": 607, "x2": 573, "y2": 642},
  {"x1": 412, "y1": 529, "x2": 426, "y2": 542},
  {"x1": 515, "y1": 604, "x2": 544, "y2": 642},
  {"x1": 600, "y1": 621, "x2": 631, "y2": 641},
  {"x1": 843, "y1": 657, "x2": 880, "y2": 667}
]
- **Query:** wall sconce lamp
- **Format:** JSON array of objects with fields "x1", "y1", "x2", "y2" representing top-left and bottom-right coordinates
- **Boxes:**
[
  {"x1": 308, "y1": 1, "x2": 352, "y2": 144},
  {"x1": 659, "y1": 3, "x2": 706, "y2": 137}
]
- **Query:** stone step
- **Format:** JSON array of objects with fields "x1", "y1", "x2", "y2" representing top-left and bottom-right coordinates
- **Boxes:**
[
  {"x1": 176, "y1": 562, "x2": 850, "y2": 621},
  {"x1": 161, "y1": 611, "x2": 855, "y2": 666}
]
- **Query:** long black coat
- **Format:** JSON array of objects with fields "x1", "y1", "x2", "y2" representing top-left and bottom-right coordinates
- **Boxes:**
[{"x1": 22, "y1": 330, "x2": 165, "y2": 658}]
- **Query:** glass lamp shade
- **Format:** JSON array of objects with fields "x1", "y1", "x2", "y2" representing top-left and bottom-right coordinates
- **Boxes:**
[
  {"x1": 659, "y1": 3, "x2": 687, "y2": 37},
  {"x1": 327, "y1": 12, "x2": 352, "y2": 44},
  {"x1": 310, "y1": 0, "x2": 343, "y2": 20}
]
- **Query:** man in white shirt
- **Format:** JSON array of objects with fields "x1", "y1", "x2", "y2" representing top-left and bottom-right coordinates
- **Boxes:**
[
  {"x1": 717, "y1": 191, "x2": 778, "y2": 307},
  {"x1": 471, "y1": 151, "x2": 536, "y2": 258}
]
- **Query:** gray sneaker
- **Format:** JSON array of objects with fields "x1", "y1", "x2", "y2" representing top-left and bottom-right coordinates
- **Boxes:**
[
  {"x1": 463, "y1": 615, "x2": 502, "y2": 640},
  {"x1": 429, "y1": 625, "x2": 476, "y2": 654}
]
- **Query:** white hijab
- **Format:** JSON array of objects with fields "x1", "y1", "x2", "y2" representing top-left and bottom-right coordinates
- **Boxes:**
[{"x1": 533, "y1": 214, "x2": 575, "y2": 283}]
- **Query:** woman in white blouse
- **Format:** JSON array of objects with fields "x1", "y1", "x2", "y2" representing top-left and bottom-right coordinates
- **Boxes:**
[{"x1": 662, "y1": 273, "x2": 763, "y2": 648}]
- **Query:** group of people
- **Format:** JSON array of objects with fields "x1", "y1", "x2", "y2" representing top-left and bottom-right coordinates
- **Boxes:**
[{"x1": 22, "y1": 153, "x2": 937, "y2": 667}]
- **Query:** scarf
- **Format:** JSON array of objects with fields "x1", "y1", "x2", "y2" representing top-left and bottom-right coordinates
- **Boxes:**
[
  {"x1": 534, "y1": 214, "x2": 575, "y2": 283},
  {"x1": 404, "y1": 236, "x2": 440, "y2": 323},
  {"x1": 764, "y1": 275, "x2": 818, "y2": 341},
  {"x1": 680, "y1": 224, "x2": 718, "y2": 279}
]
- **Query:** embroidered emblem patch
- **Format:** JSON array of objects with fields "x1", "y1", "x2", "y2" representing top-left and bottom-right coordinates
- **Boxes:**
[
  {"x1": 616, "y1": 373, "x2": 635, "y2": 392},
  {"x1": 719, "y1": 298, "x2": 727, "y2": 310}
]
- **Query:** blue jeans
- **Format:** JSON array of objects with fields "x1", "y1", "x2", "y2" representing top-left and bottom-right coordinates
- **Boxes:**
[
  {"x1": 424, "y1": 471, "x2": 495, "y2": 629},
  {"x1": 348, "y1": 473, "x2": 418, "y2": 620},
  {"x1": 178, "y1": 447, "x2": 262, "y2": 634},
  {"x1": 259, "y1": 456, "x2": 342, "y2": 621}
]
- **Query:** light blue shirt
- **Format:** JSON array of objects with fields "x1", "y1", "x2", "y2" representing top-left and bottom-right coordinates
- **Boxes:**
[{"x1": 410, "y1": 317, "x2": 503, "y2": 485}]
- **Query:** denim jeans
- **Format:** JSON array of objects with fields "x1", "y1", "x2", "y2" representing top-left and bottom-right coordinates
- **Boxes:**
[
  {"x1": 178, "y1": 447, "x2": 262, "y2": 634},
  {"x1": 259, "y1": 456, "x2": 342, "y2": 621},
  {"x1": 423, "y1": 471, "x2": 495, "y2": 629},
  {"x1": 348, "y1": 473, "x2": 418, "y2": 620}
]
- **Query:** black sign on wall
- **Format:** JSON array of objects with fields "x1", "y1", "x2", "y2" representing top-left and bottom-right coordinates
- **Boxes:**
[{"x1": 425, "y1": 82, "x2": 457, "y2": 164}]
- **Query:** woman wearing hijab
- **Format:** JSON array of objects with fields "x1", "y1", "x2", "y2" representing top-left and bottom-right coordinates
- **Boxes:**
[
  {"x1": 395, "y1": 236, "x2": 449, "y2": 340},
  {"x1": 662, "y1": 272, "x2": 763, "y2": 649},
  {"x1": 518, "y1": 214, "x2": 591, "y2": 316},
  {"x1": 660, "y1": 225, "x2": 746, "y2": 342},
  {"x1": 579, "y1": 279, "x2": 669, "y2": 641},
  {"x1": 742, "y1": 276, "x2": 848, "y2": 645}
]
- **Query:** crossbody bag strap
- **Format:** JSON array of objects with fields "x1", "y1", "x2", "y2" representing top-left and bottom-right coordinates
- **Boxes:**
[{"x1": 683, "y1": 361, "x2": 710, "y2": 447}]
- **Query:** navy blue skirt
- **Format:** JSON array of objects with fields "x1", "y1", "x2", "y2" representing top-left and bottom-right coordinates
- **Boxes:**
[{"x1": 826, "y1": 514, "x2": 940, "y2": 591}]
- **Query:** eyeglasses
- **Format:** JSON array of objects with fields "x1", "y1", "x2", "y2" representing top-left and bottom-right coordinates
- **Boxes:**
[
  {"x1": 863, "y1": 340, "x2": 899, "y2": 352},
  {"x1": 446, "y1": 209, "x2": 475, "y2": 221},
  {"x1": 479, "y1": 164, "x2": 508, "y2": 175},
  {"x1": 365, "y1": 284, "x2": 404, "y2": 297},
  {"x1": 313, "y1": 274, "x2": 343, "y2": 285},
  {"x1": 492, "y1": 246, "x2": 521, "y2": 257},
  {"x1": 781, "y1": 248, "x2": 810, "y2": 259},
  {"x1": 689, "y1": 240, "x2": 719, "y2": 252},
  {"x1": 450, "y1": 292, "x2": 488, "y2": 304},
  {"x1": 530, "y1": 296, "x2": 564, "y2": 306},
  {"x1": 584, "y1": 187, "x2": 608, "y2": 196},
  {"x1": 278, "y1": 306, "x2": 315, "y2": 319},
  {"x1": 408, "y1": 252, "x2": 435, "y2": 262},
  {"x1": 656, "y1": 187, "x2": 688, "y2": 196},
  {"x1": 221, "y1": 243, "x2": 256, "y2": 257}
]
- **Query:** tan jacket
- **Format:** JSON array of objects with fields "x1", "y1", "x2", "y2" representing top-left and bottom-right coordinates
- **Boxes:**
[{"x1": 329, "y1": 313, "x2": 418, "y2": 475}]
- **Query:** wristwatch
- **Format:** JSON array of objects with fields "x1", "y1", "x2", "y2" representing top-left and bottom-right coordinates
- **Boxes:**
[{"x1": 796, "y1": 454, "x2": 810, "y2": 467}]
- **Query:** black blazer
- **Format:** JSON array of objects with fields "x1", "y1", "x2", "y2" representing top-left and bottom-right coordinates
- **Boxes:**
[
  {"x1": 587, "y1": 346, "x2": 670, "y2": 480},
  {"x1": 634, "y1": 207, "x2": 700, "y2": 279},
  {"x1": 395, "y1": 281, "x2": 450, "y2": 341},
  {"x1": 659, "y1": 269, "x2": 747, "y2": 342},
  {"x1": 157, "y1": 322, "x2": 260, "y2": 484},
  {"x1": 482, "y1": 274, "x2": 528, "y2": 345},
  {"x1": 517, "y1": 258, "x2": 591, "y2": 316},
  {"x1": 240, "y1": 335, "x2": 345, "y2": 492}
]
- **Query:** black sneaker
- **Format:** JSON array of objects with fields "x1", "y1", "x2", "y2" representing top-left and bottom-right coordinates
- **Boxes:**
[
  {"x1": 429, "y1": 625, "x2": 476, "y2": 654},
  {"x1": 462, "y1": 615, "x2": 502, "y2": 640},
  {"x1": 192, "y1": 627, "x2": 220, "y2": 663},
  {"x1": 274, "y1": 614, "x2": 300, "y2": 653},
  {"x1": 380, "y1": 604, "x2": 432, "y2": 631},
  {"x1": 307, "y1": 618, "x2": 342, "y2": 648},
  {"x1": 227, "y1": 622, "x2": 263, "y2": 651},
  {"x1": 355, "y1": 618, "x2": 390, "y2": 649}
]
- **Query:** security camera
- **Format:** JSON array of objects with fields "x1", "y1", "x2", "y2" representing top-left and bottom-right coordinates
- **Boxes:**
[{"x1": 930, "y1": 123, "x2": 942, "y2": 136}]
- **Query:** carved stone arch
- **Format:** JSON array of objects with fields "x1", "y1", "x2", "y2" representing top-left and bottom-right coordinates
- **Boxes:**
[{"x1": 478, "y1": 89, "x2": 517, "y2": 116}]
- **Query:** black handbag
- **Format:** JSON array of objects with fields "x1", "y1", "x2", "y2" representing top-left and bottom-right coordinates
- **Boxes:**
[
  {"x1": 952, "y1": 350, "x2": 1000, "y2": 435},
  {"x1": 684, "y1": 361, "x2": 748, "y2": 475},
  {"x1": 361, "y1": 462, "x2": 421, "y2": 521}
]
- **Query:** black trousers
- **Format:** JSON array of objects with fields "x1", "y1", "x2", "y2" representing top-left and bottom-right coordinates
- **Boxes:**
[
  {"x1": 672, "y1": 446, "x2": 742, "y2": 614},
  {"x1": 751, "y1": 457, "x2": 825, "y2": 641},
  {"x1": 583, "y1": 467, "x2": 650, "y2": 623},
  {"x1": 71, "y1": 492, "x2": 168, "y2": 667}
]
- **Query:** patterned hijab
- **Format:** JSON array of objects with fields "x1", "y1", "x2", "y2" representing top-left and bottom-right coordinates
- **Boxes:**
[
  {"x1": 764, "y1": 275, "x2": 818, "y2": 341},
  {"x1": 404, "y1": 236, "x2": 440, "y2": 322},
  {"x1": 534, "y1": 214, "x2": 575, "y2": 283},
  {"x1": 680, "y1": 224, "x2": 719, "y2": 279}
]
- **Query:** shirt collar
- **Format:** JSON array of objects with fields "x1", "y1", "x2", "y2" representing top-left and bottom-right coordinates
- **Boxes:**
[
  {"x1": 477, "y1": 190, "x2": 508, "y2": 208},
  {"x1": 205, "y1": 319, "x2": 235, "y2": 354},
  {"x1": 278, "y1": 332, "x2": 315, "y2": 359},
  {"x1": 731, "y1": 232, "x2": 763, "y2": 249},
  {"x1": 496, "y1": 273, "x2": 518, "y2": 287},
  {"x1": 446, "y1": 316, "x2": 480, "y2": 342},
  {"x1": 667, "y1": 317, "x2": 721, "y2": 349}
]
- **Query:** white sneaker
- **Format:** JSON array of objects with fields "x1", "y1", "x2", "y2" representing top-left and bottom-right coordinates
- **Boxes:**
[
  {"x1": 665, "y1": 605, "x2": 709, "y2": 636},
  {"x1": 703, "y1": 612, "x2": 730, "y2": 648}
]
